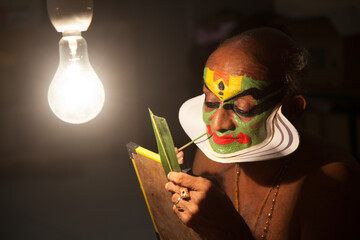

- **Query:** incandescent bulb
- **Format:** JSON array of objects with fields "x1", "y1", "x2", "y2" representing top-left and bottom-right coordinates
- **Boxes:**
[
  {"x1": 48, "y1": 30, "x2": 105, "y2": 124},
  {"x1": 47, "y1": 0, "x2": 104, "y2": 124}
]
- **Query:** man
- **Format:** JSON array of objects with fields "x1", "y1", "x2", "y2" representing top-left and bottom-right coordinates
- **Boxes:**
[{"x1": 165, "y1": 28, "x2": 360, "y2": 240}]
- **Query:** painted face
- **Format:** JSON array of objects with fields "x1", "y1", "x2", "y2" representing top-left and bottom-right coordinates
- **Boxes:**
[{"x1": 203, "y1": 67, "x2": 282, "y2": 154}]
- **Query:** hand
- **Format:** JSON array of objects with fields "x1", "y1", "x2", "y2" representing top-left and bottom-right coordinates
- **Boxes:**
[
  {"x1": 165, "y1": 172, "x2": 253, "y2": 240},
  {"x1": 174, "y1": 147, "x2": 184, "y2": 165}
]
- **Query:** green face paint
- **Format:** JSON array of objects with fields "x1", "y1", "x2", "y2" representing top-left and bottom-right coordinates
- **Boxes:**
[
  {"x1": 202, "y1": 68, "x2": 279, "y2": 154},
  {"x1": 203, "y1": 102, "x2": 274, "y2": 154}
]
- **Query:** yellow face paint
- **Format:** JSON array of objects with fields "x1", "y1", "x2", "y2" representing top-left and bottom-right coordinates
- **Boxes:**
[{"x1": 204, "y1": 67, "x2": 243, "y2": 101}]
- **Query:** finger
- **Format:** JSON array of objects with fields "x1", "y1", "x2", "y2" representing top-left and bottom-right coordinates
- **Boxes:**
[
  {"x1": 177, "y1": 152, "x2": 184, "y2": 164},
  {"x1": 172, "y1": 195, "x2": 192, "y2": 214},
  {"x1": 176, "y1": 150, "x2": 184, "y2": 158},
  {"x1": 171, "y1": 193, "x2": 181, "y2": 203},
  {"x1": 168, "y1": 172, "x2": 210, "y2": 191},
  {"x1": 172, "y1": 194, "x2": 192, "y2": 209},
  {"x1": 173, "y1": 202, "x2": 190, "y2": 215},
  {"x1": 173, "y1": 205, "x2": 194, "y2": 226},
  {"x1": 165, "y1": 181, "x2": 181, "y2": 194},
  {"x1": 175, "y1": 147, "x2": 184, "y2": 164},
  {"x1": 171, "y1": 193, "x2": 188, "y2": 212},
  {"x1": 171, "y1": 197, "x2": 199, "y2": 227}
]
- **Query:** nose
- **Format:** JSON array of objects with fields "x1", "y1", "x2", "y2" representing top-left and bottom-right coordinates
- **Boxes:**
[{"x1": 209, "y1": 107, "x2": 236, "y2": 132}]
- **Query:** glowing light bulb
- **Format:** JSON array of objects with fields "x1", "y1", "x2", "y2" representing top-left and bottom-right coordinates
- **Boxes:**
[
  {"x1": 47, "y1": 0, "x2": 105, "y2": 124},
  {"x1": 48, "y1": 31, "x2": 105, "y2": 124}
]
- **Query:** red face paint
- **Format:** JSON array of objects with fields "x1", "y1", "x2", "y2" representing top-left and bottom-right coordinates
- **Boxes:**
[
  {"x1": 207, "y1": 125, "x2": 251, "y2": 145},
  {"x1": 213, "y1": 70, "x2": 230, "y2": 86}
]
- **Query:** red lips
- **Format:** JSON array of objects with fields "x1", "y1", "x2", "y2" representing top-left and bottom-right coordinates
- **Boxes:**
[{"x1": 207, "y1": 125, "x2": 251, "y2": 145}]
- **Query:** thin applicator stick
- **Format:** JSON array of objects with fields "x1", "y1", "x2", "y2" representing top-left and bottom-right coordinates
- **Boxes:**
[{"x1": 178, "y1": 132, "x2": 207, "y2": 151}]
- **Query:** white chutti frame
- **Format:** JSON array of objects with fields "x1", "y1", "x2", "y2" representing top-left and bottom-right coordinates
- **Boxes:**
[{"x1": 178, "y1": 94, "x2": 299, "y2": 163}]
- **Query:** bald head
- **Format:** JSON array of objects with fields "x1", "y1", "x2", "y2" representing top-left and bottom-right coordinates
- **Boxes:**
[{"x1": 206, "y1": 28, "x2": 307, "y2": 89}]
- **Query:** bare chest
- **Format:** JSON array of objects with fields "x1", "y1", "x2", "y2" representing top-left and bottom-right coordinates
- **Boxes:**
[
  {"x1": 223, "y1": 173, "x2": 303, "y2": 240},
  {"x1": 192, "y1": 151, "x2": 304, "y2": 239}
]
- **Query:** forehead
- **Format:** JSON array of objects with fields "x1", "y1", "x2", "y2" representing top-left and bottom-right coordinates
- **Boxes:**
[
  {"x1": 203, "y1": 38, "x2": 276, "y2": 101},
  {"x1": 203, "y1": 67, "x2": 269, "y2": 101},
  {"x1": 205, "y1": 37, "x2": 270, "y2": 82}
]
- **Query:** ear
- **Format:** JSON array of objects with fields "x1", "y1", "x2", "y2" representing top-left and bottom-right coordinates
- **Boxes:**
[{"x1": 281, "y1": 95, "x2": 306, "y2": 124}]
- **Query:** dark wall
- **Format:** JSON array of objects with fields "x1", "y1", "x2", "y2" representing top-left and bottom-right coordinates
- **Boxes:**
[{"x1": 0, "y1": 0, "x2": 358, "y2": 239}]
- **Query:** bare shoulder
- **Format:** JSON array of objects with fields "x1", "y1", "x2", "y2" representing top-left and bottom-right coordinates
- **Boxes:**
[
  {"x1": 293, "y1": 133, "x2": 360, "y2": 239},
  {"x1": 297, "y1": 132, "x2": 360, "y2": 182}
]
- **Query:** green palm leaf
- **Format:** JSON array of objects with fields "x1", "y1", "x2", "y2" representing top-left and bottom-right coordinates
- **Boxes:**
[{"x1": 149, "y1": 109, "x2": 181, "y2": 179}]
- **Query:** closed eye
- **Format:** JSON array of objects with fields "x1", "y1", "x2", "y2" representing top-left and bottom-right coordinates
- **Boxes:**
[
  {"x1": 224, "y1": 104, "x2": 253, "y2": 117},
  {"x1": 204, "y1": 101, "x2": 220, "y2": 109},
  {"x1": 233, "y1": 106, "x2": 251, "y2": 116}
]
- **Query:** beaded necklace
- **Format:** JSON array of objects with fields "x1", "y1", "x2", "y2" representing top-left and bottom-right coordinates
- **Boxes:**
[{"x1": 234, "y1": 160, "x2": 289, "y2": 239}]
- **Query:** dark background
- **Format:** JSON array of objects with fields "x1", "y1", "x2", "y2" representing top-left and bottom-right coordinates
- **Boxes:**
[{"x1": 0, "y1": 0, "x2": 359, "y2": 239}]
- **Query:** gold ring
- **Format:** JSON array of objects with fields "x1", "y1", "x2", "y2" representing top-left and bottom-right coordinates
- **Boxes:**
[
  {"x1": 175, "y1": 203, "x2": 184, "y2": 211},
  {"x1": 174, "y1": 197, "x2": 183, "y2": 211},
  {"x1": 175, "y1": 197, "x2": 181, "y2": 205},
  {"x1": 180, "y1": 187, "x2": 190, "y2": 199}
]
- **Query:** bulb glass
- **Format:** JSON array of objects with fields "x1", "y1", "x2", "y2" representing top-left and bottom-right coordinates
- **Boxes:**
[{"x1": 48, "y1": 32, "x2": 105, "y2": 124}]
